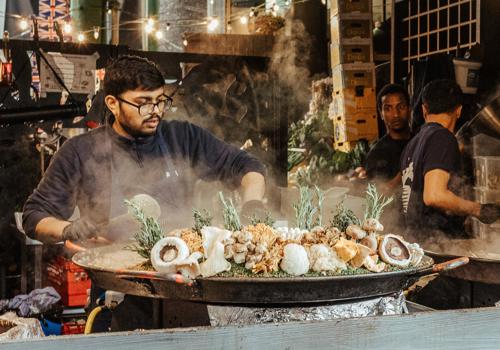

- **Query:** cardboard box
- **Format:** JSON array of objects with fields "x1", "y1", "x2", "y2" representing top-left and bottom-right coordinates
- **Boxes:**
[
  {"x1": 333, "y1": 112, "x2": 378, "y2": 143},
  {"x1": 330, "y1": 15, "x2": 372, "y2": 44},
  {"x1": 330, "y1": 87, "x2": 376, "y2": 117},
  {"x1": 333, "y1": 140, "x2": 358, "y2": 152},
  {"x1": 330, "y1": 0, "x2": 372, "y2": 16},
  {"x1": 330, "y1": 40, "x2": 373, "y2": 68},
  {"x1": 332, "y1": 63, "x2": 375, "y2": 89}
]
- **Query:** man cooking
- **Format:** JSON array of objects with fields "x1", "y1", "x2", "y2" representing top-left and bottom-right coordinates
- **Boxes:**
[
  {"x1": 22, "y1": 55, "x2": 266, "y2": 330},
  {"x1": 23, "y1": 55, "x2": 266, "y2": 243},
  {"x1": 400, "y1": 79, "x2": 499, "y2": 238}
]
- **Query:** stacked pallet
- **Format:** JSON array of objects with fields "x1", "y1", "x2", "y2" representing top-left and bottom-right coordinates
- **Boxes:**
[{"x1": 328, "y1": 0, "x2": 378, "y2": 152}]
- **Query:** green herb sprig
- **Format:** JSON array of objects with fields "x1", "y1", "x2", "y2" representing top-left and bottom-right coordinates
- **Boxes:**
[
  {"x1": 293, "y1": 185, "x2": 324, "y2": 230},
  {"x1": 219, "y1": 192, "x2": 242, "y2": 231},
  {"x1": 192, "y1": 209, "x2": 212, "y2": 234},
  {"x1": 363, "y1": 183, "x2": 393, "y2": 221},
  {"x1": 330, "y1": 199, "x2": 360, "y2": 232},
  {"x1": 124, "y1": 199, "x2": 163, "y2": 260}
]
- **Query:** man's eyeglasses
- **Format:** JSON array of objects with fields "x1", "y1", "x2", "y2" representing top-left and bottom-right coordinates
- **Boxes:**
[{"x1": 116, "y1": 94, "x2": 173, "y2": 117}]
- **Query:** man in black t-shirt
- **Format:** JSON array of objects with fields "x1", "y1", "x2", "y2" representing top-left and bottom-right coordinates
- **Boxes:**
[
  {"x1": 364, "y1": 84, "x2": 412, "y2": 183},
  {"x1": 400, "y1": 79, "x2": 499, "y2": 238}
]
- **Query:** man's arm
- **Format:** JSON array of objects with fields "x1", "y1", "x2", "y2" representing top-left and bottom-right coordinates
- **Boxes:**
[
  {"x1": 240, "y1": 171, "x2": 265, "y2": 203},
  {"x1": 423, "y1": 169, "x2": 481, "y2": 217},
  {"x1": 34, "y1": 217, "x2": 71, "y2": 244}
]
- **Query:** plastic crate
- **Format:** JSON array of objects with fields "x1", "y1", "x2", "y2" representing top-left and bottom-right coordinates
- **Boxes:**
[
  {"x1": 330, "y1": 0, "x2": 372, "y2": 16},
  {"x1": 333, "y1": 140, "x2": 358, "y2": 152},
  {"x1": 330, "y1": 41, "x2": 372, "y2": 68},
  {"x1": 47, "y1": 256, "x2": 91, "y2": 307},
  {"x1": 62, "y1": 320, "x2": 86, "y2": 335},
  {"x1": 330, "y1": 14, "x2": 372, "y2": 44},
  {"x1": 473, "y1": 187, "x2": 500, "y2": 204},
  {"x1": 333, "y1": 112, "x2": 378, "y2": 143},
  {"x1": 332, "y1": 63, "x2": 375, "y2": 90},
  {"x1": 473, "y1": 156, "x2": 500, "y2": 189},
  {"x1": 330, "y1": 87, "x2": 376, "y2": 117}
]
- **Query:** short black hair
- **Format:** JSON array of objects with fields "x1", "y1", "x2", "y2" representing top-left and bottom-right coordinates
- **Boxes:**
[
  {"x1": 421, "y1": 79, "x2": 463, "y2": 115},
  {"x1": 376, "y1": 83, "x2": 410, "y2": 112},
  {"x1": 103, "y1": 55, "x2": 164, "y2": 97}
]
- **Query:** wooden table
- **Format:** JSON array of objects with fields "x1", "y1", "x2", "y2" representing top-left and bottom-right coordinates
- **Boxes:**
[{"x1": 1, "y1": 307, "x2": 499, "y2": 349}]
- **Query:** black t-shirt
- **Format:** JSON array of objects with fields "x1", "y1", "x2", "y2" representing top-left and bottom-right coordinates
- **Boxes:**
[
  {"x1": 400, "y1": 122, "x2": 465, "y2": 237},
  {"x1": 365, "y1": 134, "x2": 411, "y2": 180}
]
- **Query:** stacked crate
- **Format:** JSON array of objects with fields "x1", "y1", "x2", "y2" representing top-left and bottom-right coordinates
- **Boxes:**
[{"x1": 328, "y1": 0, "x2": 377, "y2": 152}]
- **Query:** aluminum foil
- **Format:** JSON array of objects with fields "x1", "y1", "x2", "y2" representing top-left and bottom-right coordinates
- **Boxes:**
[{"x1": 208, "y1": 292, "x2": 407, "y2": 327}]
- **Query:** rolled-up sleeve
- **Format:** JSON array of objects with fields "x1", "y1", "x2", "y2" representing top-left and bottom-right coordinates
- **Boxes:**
[{"x1": 22, "y1": 141, "x2": 81, "y2": 238}]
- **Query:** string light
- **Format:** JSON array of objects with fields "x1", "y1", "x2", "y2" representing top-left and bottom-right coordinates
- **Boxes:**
[
  {"x1": 227, "y1": 21, "x2": 232, "y2": 32},
  {"x1": 273, "y1": 3, "x2": 280, "y2": 12},
  {"x1": 210, "y1": 0, "x2": 214, "y2": 4},
  {"x1": 63, "y1": 21, "x2": 72, "y2": 34},
  {"x1": 207, "y1": 17, "x2": 219, "y2": 32},
  {"x1": 285, "y1": 0, "x2": 290, "y2": 6},
  {"x1": 144, "y1": 19, "x2": 154, "y2": 34},
  {"x1": 77, "y1": 32, "x2": 85, "y2": 42},
  {"x1": 249, "y1": 8, "x2": 256, "y2": 17},
  {"x1": 107, "y1": 9, "x2": 112, "y2": 15},
  {"x1": 19, "y1": 17, "x2": 29, "y2": 30},
  {"x1": 183, "y1": 38, "x2": 188, "y2": 46},
  {"x1": 147, "y1": 18, "x2": 154, "y2": 27},
  {"x1": 93, "y1": 26, "x2": 100, "y2": 40},
  {"x1": 240, "y1": 16, "x2": 248, "y2": 25},
  {"x1": 166, "y1": 23, "x2": 171, "y2": 31},
  {"x1": 321, "y1": 0, "x2": 326, "y2": 4},
  {"x1": 155, "y1": 30, "x2": 163, "y2": 39}
]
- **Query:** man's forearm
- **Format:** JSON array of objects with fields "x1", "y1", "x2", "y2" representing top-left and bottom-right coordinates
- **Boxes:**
[
  {"x1": 425, "y1": 189, "x2": 481, "y2": 217},
  {"x1": 240, "y1": 172, "x2": 265, "y2": 203},
  {"x1": 35, "y1": 217, "x2": 71, "y2": 244}
]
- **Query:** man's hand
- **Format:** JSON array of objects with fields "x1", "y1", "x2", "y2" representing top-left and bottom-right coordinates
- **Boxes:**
[
  {"x1": 62, "y1": 218, "x2": 99, "y2": 242},
  {"x1": 479, "y1": 204, "x2": 500, "y2": 225}
]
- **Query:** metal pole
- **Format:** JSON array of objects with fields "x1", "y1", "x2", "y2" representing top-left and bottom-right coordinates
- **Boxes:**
[
  {"x1": 110, "y1": 0, "x2": 121, "y2": 45},
  {"x1": 390, "y1": 0, "x2": 395, "y2": 83}
]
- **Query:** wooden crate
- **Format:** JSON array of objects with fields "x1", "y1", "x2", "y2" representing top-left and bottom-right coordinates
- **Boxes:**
[
  {"x1": 330, "y1": 0, "x2": 372, "y2": 16},
  {"x1": 330, "y1": 14, "x2": 372, "y2": 45},
  {"x1": 330, "y1": 87, "x2": 376, "y2": 117},
  {"x1": 330, "y1": 40, "x2": 373, "y2": 68},
  {"x1": 333, "y1": 112, "x2": 378, "y2": 143},
  {"x1": 332, "y1": 63, "x2": 375, "y2": 90}
]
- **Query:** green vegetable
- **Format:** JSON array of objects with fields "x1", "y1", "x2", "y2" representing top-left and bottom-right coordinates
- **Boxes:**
[
  {"x1": 330, "y1": 200, "x2": 360, "y2": 232},
  {"x1": 293, "y1": 185, "x2": 324, "y2": 230},
  {"x1": 219, "y1": 192, "x2": 242, "y2": 231},
  {"x1": 124, "y1": 199, "x2": 163, "y2": 261},
  {"x1": 363, "y1": 183, "x2": 393, "y2": 221},
  {"x1": 192, "y1": 209, "x2": 212, "y2": 234}
]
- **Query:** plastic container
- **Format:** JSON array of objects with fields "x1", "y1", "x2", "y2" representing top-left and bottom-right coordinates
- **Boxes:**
[
  {"x1": 473, "y1": 187, "x2": 500, "y2": 204},
  {"x1": 473, "y1": 156, "x2": 500, "y2": 190},
  {"x1": 453, "y1": 58, "x2": 482, "y2": 94},
  {"x1": 61, "y1": 320, "x2": 86, "y2": 335},
  {"x1": 47, "y1": 256, "x2": 91, "y2": 307}
]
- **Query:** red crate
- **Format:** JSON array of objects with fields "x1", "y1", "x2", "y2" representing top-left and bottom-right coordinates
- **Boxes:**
[
  {"x1": 47, "y1": 256, "x2": 90, "y2": 307},
  {"x1": 62, "y1": 320, "x2": 86, "y2": 335}
]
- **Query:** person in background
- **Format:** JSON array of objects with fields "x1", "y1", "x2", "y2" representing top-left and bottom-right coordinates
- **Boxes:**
[
  {"x1": 400, "y1": 79, "x2": 499, "y2": 238},
  {"x1": 361, "y1": 83, "x2": 412, "y2": 184}
]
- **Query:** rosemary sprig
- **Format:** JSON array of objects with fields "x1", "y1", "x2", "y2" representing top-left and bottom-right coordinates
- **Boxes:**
[
  {"x1": 363, "y1": 183, "x2": 393, "y2": 221},
  {"x1": 249, "y1": 212, "x2": 276, "y2": 227},
  {"x1": 219, "y1": 192, "x2": 242, "y2": 231},
  {"x1": 192, "y1": 209, "x2": 212, "y2": 234},
  {"x1": 124, "y1": 199, "x2": 163, "y2": 260},
  {"x1": 293, "y1": 185, "x2": 324, "y2": 230}
]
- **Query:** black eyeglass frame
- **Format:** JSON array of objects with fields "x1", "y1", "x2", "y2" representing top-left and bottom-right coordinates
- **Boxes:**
[{"x1": 116, "y1": 94, "x2": 173, "y2": 118}]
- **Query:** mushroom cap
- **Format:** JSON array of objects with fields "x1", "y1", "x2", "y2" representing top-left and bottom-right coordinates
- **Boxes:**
[
  {"x1": 150, "y1": 237, "x2": 190, "y2": 273},
  {"x1": 346, "y1": 225, "x2": 367, "y2": 240},
  {"x1": 359, "y1": 233, "x2": 378, "y2": 253},
  {"x1": 350, "y1": 244, "x2": 372, "y2": 268},
  {"x1": 378, "y1": 234, "x2": 411, "y2": 268},
  {"x1": 362, "y1": 218, "x2": 384, "y2": 233}
]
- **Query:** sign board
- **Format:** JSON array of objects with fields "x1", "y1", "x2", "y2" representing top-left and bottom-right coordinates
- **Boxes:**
[{"x1": 39, "y1": 50, "x2": 99, "y2": 95}]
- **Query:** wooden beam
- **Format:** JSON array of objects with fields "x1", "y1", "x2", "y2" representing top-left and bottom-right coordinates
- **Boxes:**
[{"x1": 2, "y1": 307, "x2": 500, "y2": 350}]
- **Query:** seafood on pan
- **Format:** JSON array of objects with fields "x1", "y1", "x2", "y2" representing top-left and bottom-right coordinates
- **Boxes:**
[{"x1": 126, "y1": 184, "x2": 425, "y2": 278}]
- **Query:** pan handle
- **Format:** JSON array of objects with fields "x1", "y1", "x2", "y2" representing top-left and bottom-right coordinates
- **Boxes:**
[
  {"x1": 115, "y1": 269, "x2": 193, "y2": 286},
  {"x1": 413, "y1": 256, "x2": 469, "y2": 277}
]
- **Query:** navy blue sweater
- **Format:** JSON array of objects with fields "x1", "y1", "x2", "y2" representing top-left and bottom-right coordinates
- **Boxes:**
[{"x1": 23, "y1": 120, "x2": 265, "y2": 238}]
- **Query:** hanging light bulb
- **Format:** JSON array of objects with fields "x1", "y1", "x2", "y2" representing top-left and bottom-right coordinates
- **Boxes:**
[
  {"x1": 183, "y1": 38, "x2": 188, "y2": 46},
  {"x1": 155, "y1": 30, "x2": 163, "y2": 39},
  {"x1": 227, "y1": 21, "x2": 232, "y2": 32},
  {"x1": 19, "y1": 17, "x2": 29, "y2": 31},
  {"x1": 207, "y1": 17, "x2": 219, "y2": 32},
  {"x1": 166, "y1": 23, "x2": 171, "y2": 31},
  {"x1": 93, "y1": 26, "x2": 100, "y2": 40},
  {"x1": 77, "y1": 32, "x2": 85, "y2": 42},
  {"x1": 63, "y1": 21, "x2": 72, "y2": 34},
  {"x1": 240, "y1": 16, "x2": 248, "y2": 25},
  {"x1": 285, "y1": 0, "x2": 290, "y2": 6},
  {"x1": 321, "y1": 0, "x2": 326, "y2": 4},
  {"x1": 144, "y1": 19, "x2": 154, "y2": 34},
  {"x1": 210, "y1": 0, "x2": 214, "y2": 4}
]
